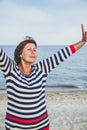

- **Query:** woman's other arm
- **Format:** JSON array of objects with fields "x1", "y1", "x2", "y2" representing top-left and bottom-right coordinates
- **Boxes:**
[
  {"x1": 36, "y1": 24, "x2": 87, "y2": 74},
  {"x1": 0, "y1": 48, "x2": 12, "y2": 76}
]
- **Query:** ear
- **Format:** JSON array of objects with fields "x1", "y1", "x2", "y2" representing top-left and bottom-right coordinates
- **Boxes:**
[{"x1": 20, "y1": 54, "x2": 22, "y2": 58}]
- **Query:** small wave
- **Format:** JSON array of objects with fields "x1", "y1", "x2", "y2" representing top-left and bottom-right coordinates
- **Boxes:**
[{"x1": 47, "y1": 84, "x2": 78, "y2": 88}]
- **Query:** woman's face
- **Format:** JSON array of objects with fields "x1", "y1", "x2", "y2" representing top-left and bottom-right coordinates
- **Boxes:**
[{"x1": 20, "y1": 43, "x2": 37, "y2": 64}]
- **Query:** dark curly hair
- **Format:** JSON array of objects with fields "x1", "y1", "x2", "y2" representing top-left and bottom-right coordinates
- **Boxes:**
[{"x1": 14, "y1": 36, "x2": 37, "y2": 65}]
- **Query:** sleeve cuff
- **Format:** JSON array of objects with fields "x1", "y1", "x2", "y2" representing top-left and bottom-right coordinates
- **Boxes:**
[{"x1": 69, "y1": 45, "x2": 76, "y2": 54}]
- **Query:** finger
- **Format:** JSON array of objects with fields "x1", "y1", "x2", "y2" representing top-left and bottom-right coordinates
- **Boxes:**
[
  {"x1": 85, "y1": 32, "x2": 87, "y2": 41},
  {"x1": 85, "y1": 32, "x2": 87, "y2": 37},
  {"x1": 81, "y1": 24, "x2": 85, "y2": 34}
]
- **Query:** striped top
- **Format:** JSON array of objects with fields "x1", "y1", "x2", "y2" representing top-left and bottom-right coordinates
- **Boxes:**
[{"x1": 0, "y1": 45, "x2": 76, "y2": 130}]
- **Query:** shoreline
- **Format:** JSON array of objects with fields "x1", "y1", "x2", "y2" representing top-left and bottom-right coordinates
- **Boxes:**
[
  {"x1": 1, "y1": 87, "x2": 87, "y2": 92},
  {"x1": 0, "y1": 90, "x2": 87, "y2": 130}
]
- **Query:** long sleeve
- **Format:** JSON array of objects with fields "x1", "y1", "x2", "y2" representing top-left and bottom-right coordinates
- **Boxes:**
[
  {"x1": 37, "y1": 45, "x2": 76, "y2": 74},
  {"x1": 0, "y1": 48, "x2": 12, "y2": 76}
]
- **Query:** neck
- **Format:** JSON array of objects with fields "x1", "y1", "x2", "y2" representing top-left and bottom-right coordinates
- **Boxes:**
[{"x1": 18, "y1": 62, "x2": 32, "y2": 75}]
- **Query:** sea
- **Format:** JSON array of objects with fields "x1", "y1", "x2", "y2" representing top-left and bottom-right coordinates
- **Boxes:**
[{"x1": 0, "y1": 45, "x2": 87, "y2": 91}]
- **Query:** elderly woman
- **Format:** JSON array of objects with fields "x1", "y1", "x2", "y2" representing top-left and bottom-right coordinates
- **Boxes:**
[{"x1": 0, "y1": 24, "x2": 87, "y2": 130}]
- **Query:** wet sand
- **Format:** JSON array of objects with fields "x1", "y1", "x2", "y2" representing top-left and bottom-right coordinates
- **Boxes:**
[{"x1": 0, "y1": 89, "x2": 87, "y2": 130}]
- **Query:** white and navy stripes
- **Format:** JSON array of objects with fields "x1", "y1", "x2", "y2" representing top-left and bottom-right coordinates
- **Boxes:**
[{"x1": 0, "y1": 45, "x2": 75, "y2": 130}]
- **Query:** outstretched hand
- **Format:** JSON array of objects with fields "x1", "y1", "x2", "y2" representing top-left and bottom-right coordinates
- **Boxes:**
[{"x1": 81, "y1": 24, "x2": 87, "y2": 42}]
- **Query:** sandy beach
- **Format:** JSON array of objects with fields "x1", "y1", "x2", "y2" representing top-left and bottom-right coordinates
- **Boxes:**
[{"x1": 0, "y1": 89, "x2": 87, "y2": 130}]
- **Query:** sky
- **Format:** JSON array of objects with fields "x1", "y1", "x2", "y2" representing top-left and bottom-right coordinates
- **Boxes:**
[{"x1": 0, "y1": 0, "x2": 87, "y2": 45}]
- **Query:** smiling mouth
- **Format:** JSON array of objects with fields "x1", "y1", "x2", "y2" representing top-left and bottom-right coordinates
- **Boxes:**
[{"x1": 29, "y1": 56, "x2": 35, "y2": 58}]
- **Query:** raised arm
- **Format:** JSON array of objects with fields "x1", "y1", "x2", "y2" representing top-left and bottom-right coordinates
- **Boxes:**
[
  {"x1": 37, "y1": 24, "x2": 87, "y2": 75},
  {"x1": 0, "y1": 48, "x2": 12, "y2": 76},
  {"x1": 37, "y1": 45, "x2": 75, "y2": 74},
  {"x1": 74, "y1": 24, "x2": 87, "y2": 51}
]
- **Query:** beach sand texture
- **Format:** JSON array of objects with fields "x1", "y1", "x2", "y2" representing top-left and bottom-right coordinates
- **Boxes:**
[{"x1": 0, "y1": 90, "x2": 87, "y2": 130}]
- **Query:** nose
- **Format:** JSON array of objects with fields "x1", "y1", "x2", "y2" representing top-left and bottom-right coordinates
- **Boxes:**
[{"x1": 30, "y1": 49, "x2": 36, "y2": 54}]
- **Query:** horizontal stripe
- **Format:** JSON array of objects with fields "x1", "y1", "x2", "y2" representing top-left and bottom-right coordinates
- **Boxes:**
[
  {"x1": 6, "y1": 109, "x2": 47, "y2": 119},
  {"x1": 7, "y1": 95, "x2": 45, "y2": 105},
  {"x1": 6, "y1": 112, "x2": 48, "y2": 124},
  {"x1": 5, "y1": 118, "x2": 49, "y2": 129},
  {"x1": 7, "y1": 105, "x2": 46, "y2": 116},
  {"x1": 7, "y1": 96, "x2": 45, "y2": 108},
  {"x1": 7, "y1": 89, "x2": 42, "y2": 99},
  {"x1": 8, "y1": 100, "x2": 45, "y2": 110},
  {"x1": 7, "y1": 102, "x2": 46, "y2": 114}
]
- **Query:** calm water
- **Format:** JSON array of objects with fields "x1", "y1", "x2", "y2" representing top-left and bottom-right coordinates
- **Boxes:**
[{"x1": 0, "y1": 45, "x2": 87, "y2": 90}]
